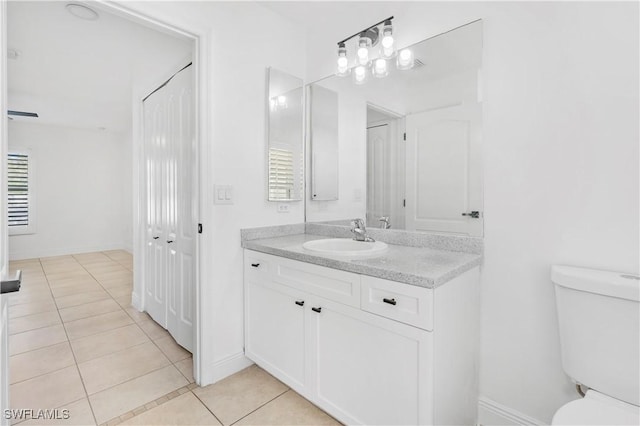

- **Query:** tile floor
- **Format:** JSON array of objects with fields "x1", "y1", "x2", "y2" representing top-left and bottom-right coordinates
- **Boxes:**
[{"x1": 7, "y1": 251, "x2": 340, "y2": 426}]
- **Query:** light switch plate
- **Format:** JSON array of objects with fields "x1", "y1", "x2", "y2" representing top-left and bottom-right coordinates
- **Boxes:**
[
  {"x1": 214, "y1": 185, "x2": 233, "y2": 204},
  {"x1": 277, "y1": 203, "x2": 290, "y2": 213}
]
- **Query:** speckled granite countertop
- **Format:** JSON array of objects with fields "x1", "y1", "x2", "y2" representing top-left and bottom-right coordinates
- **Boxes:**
[{"x1": 242, "y1": 233, "x2": 482, "y2": 289}]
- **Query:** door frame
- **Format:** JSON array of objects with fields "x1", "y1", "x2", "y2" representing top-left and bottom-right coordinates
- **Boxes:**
[{"x1": 84, "y1": 1, "x2": 213, "y2": 385}]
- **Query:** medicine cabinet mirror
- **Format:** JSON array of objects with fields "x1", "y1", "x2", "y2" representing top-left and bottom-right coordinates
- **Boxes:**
[
  {"x1": 266, "y1": 67, "x2": 304, "y2": 201},
  {"x1": 306, "y1": 20, "x2": 484, "y2": 236}
]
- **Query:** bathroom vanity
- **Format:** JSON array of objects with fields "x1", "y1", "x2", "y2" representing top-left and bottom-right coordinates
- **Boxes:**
[{"x1": 241, "y1": 225, "x2": 482, "y2": 425}]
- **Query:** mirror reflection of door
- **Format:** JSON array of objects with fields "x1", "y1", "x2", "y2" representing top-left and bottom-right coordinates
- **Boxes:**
[
  {"x1": 405, "y1": 102, "x2": 482, "y2": 236},
  {"x1": 366, "y1": 105, "x2": 405, "y2": 230}
]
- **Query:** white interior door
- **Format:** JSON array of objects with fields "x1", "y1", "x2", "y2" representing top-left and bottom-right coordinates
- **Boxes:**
[
  {"x1": 405, "y1": 102, "x2": 482, "y2": 236},
  {"x1": 366, "y1": 124, "x2": 390, "y2": 227},
  {"x1": 142, "y1": 65, "x2": 194, "y2": 352},
  {"x1": 143, "y1": 86, "x2": 168, "y2": 327},
  {"x1": 165, "y1": 67, "x2": 195, "y2": 352}
]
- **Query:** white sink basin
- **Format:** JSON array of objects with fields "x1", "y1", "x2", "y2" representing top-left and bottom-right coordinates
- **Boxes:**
[{"x1": 302, "y1": 238, "x2": 388, "y2": 257}]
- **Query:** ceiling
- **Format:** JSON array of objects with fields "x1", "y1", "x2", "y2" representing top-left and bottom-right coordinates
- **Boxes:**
[{"x1": 7, "y1": 1, "x2": 192, "y2": 132}]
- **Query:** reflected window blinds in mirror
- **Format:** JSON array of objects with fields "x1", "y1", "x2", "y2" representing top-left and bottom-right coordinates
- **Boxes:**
[
  {"x1": 306, "y1": 20, "x2": 483, "y2": 236},
  {"x1": 310, "y1": 85, "x2": 339, "y2": 201},
  {"x1": 267, "y1": 68, "x2": 304, "y2": 201}
]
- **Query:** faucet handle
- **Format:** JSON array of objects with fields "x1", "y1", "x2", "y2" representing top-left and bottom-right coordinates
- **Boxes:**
[{"x1": 351, "y1": 218, "x2": 365, "y2": 229}]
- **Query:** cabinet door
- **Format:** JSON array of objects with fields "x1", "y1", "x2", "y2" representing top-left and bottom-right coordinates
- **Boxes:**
[
  {"x1": 309, "y1": 298, "x2": 433, "y2": 425},
  {"x1": 245, "y1": 279, "x2": 307, "y2": 392}
]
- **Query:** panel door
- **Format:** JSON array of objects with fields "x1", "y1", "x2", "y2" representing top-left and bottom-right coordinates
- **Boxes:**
[
  {"x1": 366, "y1": 124, "x2": 390, "y2": 227},
  {"x1": 245, "y1": 278, "x2": 307, "y2": 393},
  {"x1": 308, "y1": 297, "x2": 432, "y2": 426},
  {"x1": 165, "y1": 66, "x2": 195, "y2": 352},
  {"x1": 405, "y1": 102, "x2": 482, "y2": 235},
  {"x1": 143, "y1": 84, "x2": 168, "y2": 327},
  {"x1": 1, "y1": 1, "x2": 10, "y2": 417}
]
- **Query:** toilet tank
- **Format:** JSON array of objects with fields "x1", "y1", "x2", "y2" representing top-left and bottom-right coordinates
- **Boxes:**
[{"x1": 552, "y1": 266, "x2": 640, "y2": 406}]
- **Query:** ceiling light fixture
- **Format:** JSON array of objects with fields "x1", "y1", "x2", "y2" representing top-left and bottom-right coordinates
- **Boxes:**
[
  {"x1": 335, "y1": 16, "x2": 414, "y2": 84},
  {"x1": 65, "y1": 2, "x2": 99, "y2": 21}
]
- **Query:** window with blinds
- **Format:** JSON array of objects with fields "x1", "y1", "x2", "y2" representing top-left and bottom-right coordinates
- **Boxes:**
[
  {"x1": 8, "y1": 152, "x2": 31, "y2": 231},
  {"x1": 268, "y1": 147, "x2": 301, "y2": 200}
]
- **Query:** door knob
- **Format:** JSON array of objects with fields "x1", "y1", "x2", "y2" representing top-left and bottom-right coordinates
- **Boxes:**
[{"x1": 461, "y1": 211, "x2": 480, "y2": 218}]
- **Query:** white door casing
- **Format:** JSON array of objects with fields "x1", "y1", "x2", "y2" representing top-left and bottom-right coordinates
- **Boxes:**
[
  {"x1": 405, "y1": 102, "x2": 482, "y2": 236},
  {"x1": 0, "y1": 0, "x2": 10, "y2": 421},
  {"x1": 142, "y1": 65, "x2": 195, "y2": 352}
]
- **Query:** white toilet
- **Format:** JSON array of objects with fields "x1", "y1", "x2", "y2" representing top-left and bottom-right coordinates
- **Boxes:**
[{"x1": 551, "y1": 265, "x2": 640, "y2": 425}]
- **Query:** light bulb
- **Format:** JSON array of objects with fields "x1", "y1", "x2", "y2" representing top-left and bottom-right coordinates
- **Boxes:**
[
  {"x1": 372, "y1": 58, "x2": 388, "y2": 78},
  {"x1": 380, "y1": 21, "x2": 396, "y2": 59},
  {"x1": 336, "y1": 43, "x2": 350, "y2": 76},
  {"x1": 353, "y1": 65, "x2": 368, "y2": 85},
  {"x1": 397, "y1": 48, "x2": 414, "y2": 70},
  {"x1": 357, "y1": 36, "x2": 371, "y2": 66},
  {"x1": 277, "y1": 95, "x2": 287, "y2": 107}
]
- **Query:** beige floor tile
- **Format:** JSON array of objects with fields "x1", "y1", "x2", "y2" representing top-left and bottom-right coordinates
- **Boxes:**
[
  {"x1": 55, "y1": 290, "x2": 110, "y2": 309},
  {"x1": 59, "y1": 299, "x2": 121, "y2": 323},
  {"x1": 51, "y1": 281, "x2": 104, "y2": 298},
  {"x1": 114, "y1": 295, "x2": 132, "y2": 308},
  {"x1": 47, "y1": 275, "x2": 95, "y2": 287},
  {"x1": 234, "y1": 390, "x2": 340, "y2": 426},
  {"x1": 89, "y1": 365, "x2": 188, "y2": 424},
  {"x1": 9, "y1": 310, "x2": 61, "y2": 335},
  {"x1": 97, "y1": 277, "x2": 133, "y2": 289},
  {"x1": 10, "y1": 342, "x2": 75, "y2": 384},
  {"x1": 106, "y1": 285, "x2": 133, "y2": 299},
  {"x1": 121, "y1": 392, "x2": 220, "y2": 425},
  {"x1": 10, "y1": 366, "x2": 85, "y2": 411},
  {"x1": 21, "y1": 398, "x2": 97, "y2": 425},
  {"x1": 65, "y1": 310, "x2": 133, "y2": 341},
  {"x1": 9, "y1": 324, "x2": 68, "y2": 355},
  {"x1": 45, "y1": 271, "x2": 91, "y2": 282},
  {"x1": 9, "y1": 300, "x2": 57, "y2": 319},
  {"x1": 193, "y1": 365, "x2": 288, "y2": 426},
  {"x1": 70, "y1": 323, "x2": 149, "y2": 363},
  {"x1": 124, "y1": 307, "x2": 151, "y2": 324},
  {"x1": 8, "y1": 290, "x2": 53, "y2": 307},
  {"x1": 154, "y1": 336, "x2": 191, "y2": 363},
  {"x1": 138, "y1": 319, "x2": 170, "y2": 340},
  {"x1": 174, "y1": 358, "x2": 194, "y2": 383},
  {"x1": 78, "y1": 341, "x2": 171, "y2": 395}
]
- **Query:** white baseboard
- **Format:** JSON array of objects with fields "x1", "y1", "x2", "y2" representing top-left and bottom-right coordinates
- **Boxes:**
[
  {"x1": 8, "y1": 243, "x2": 130, "y2": 261},
  {"x1": 199, "y1": 352, "x2": 253, "y2": 387},
  {"x1": 131, "y1": 292, "x2": 142, "y2": 311},
  {"x1": 478, "y1": 396, "x2": 545, "y2": 426}
]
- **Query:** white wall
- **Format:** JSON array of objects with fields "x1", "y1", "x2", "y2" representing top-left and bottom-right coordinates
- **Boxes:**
[
  {"x1": 304, "y1": 1, "x2": 639, "y2": 423},
  {"x1": 8, "y1": 121, "x2": 131, "y2": 259}
]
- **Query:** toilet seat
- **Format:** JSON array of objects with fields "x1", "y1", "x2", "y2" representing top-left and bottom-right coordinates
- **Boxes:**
[{"x1": 552, "y1": 390, "x2": 640, "y2": 425}]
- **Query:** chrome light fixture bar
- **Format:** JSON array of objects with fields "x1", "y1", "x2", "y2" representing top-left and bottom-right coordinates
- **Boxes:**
[{"x1": 335, "y1": 16, "x2": 414, "y2": 82}]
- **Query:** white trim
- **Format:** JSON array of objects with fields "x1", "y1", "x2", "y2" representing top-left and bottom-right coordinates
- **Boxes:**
[
  {"x1": 478, "y1": 396, "x2": 545, "y2": 426},
  {"x1": 204, "y1": 353, "x2": 254, "y2": 385},
  {"x1": 131, "y1": 291, "x2": 141, "y2": 311}
]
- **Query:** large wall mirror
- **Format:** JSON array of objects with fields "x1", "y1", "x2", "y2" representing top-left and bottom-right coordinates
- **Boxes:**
[
  {"x1": 306, "y1": 20, "x2": 483, "y2": 236},
  {"x1": 267, "y1": 67, "x2": 304, "y2": 201}
]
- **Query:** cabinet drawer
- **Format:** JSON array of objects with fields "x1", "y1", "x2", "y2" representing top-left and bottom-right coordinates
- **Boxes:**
[
  {"x1": 361, "y1": 275, "x2": 433, "y2": 331},
  {"x1": 244, "y1": 251, "x2": 270, "y2": 280},
  {"x1": 252, "y1": 252, "x2": 360, "y2": 308}
]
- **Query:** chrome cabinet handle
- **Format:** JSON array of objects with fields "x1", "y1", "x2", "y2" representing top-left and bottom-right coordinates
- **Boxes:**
[
  {"x1": 311, "y1": 307, "x2": 322, "y2": 313},
  {"x1": 251, "y1": 263, "x2": 260, "y2": 268},
  {"x1": 153, "y1": 236, "x2": 159, "y2": 239},
  {"x1": 383, "y1": 298, "x2": 397, "y2": 306},
  {"x1": 295, "y1": 300, "x2": 304, "y2": 307},
  {"x1": 167, "y1": 240, "x2": 174, "y2": 244}
]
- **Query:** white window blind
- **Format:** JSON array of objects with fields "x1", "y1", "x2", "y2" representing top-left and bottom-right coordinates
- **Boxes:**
[
  {"x1": 8, "y1": 152, "x2": 30, "y2": 228},
  {"x1": 268, "y1": 147, "x2": 295, "y2": 200}
]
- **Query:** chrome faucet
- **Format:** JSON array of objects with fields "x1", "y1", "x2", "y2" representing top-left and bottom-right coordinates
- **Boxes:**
[
  {"x1": 379, "y1": 216, "x2": 391, "y2": 229},
  {"x1": 351, "y1": 218, "x2": 375, "y2": 242}
]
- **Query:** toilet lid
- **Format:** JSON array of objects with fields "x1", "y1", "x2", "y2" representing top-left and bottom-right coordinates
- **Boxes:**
[{"x1": 552, "y1": 390, "x2": 640, "y2": 425}]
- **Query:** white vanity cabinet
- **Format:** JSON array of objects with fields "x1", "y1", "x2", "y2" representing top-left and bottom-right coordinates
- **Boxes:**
[{"x1": 244, "y1": 249, "x2": 480, "y2": 426}]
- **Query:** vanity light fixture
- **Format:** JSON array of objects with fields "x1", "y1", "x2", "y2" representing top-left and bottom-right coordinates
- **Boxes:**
[{"x1": 335, "y1": 16, "x2": 414, "y2": 83}]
